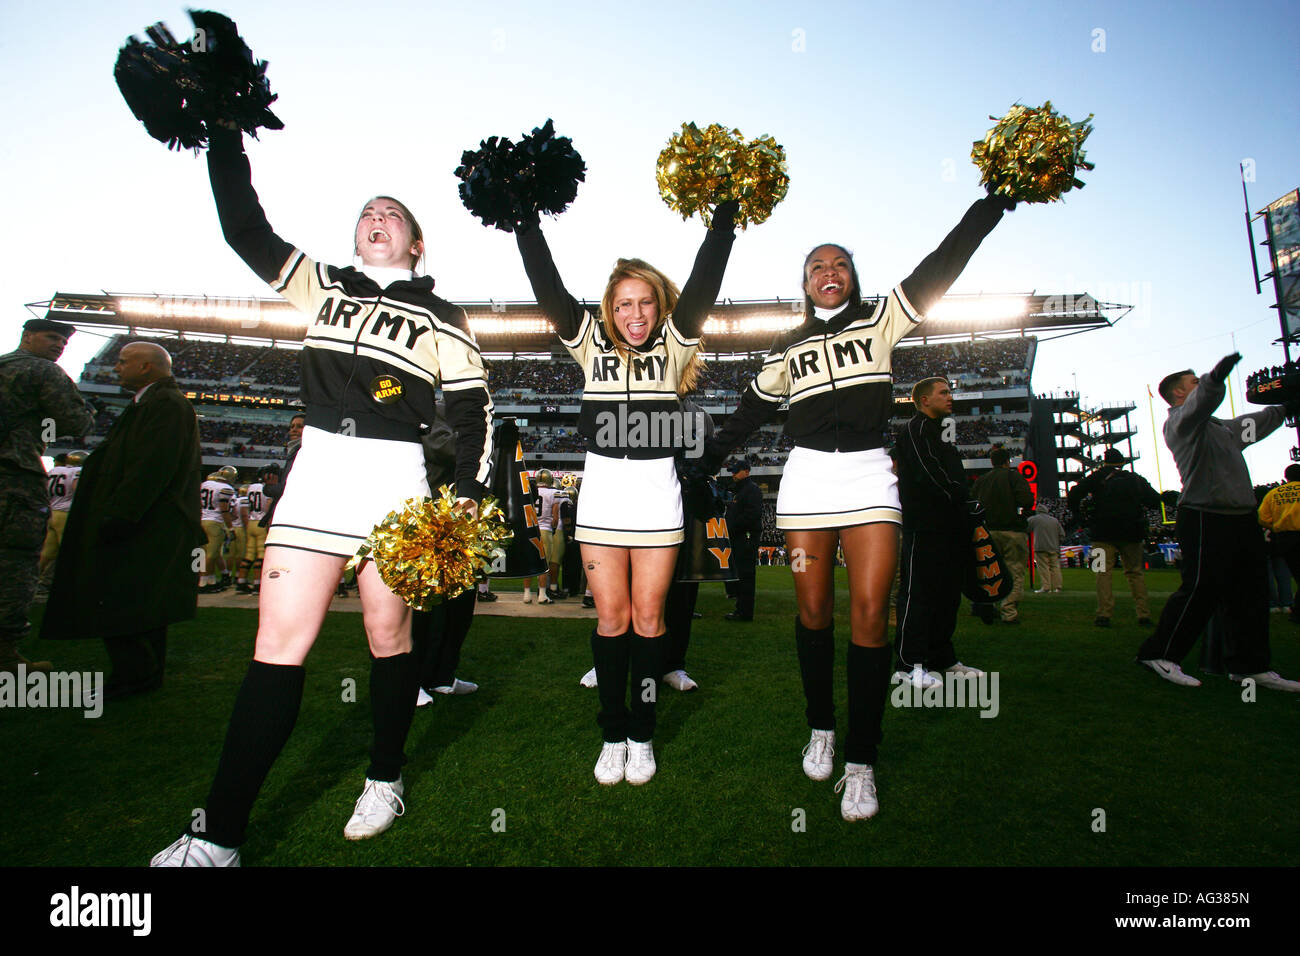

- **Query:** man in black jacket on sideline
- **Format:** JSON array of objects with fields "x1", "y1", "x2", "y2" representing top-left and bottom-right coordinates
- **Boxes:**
[
  {"x1": 725, "y1": 459, "x2": 762, "y2": 622},
  {"x1": 1066, "y1": 447, "x2": 1162, "y2": 627},
  {"x1": 894, "y1": 378, "x2": 984, "y2": 687}
]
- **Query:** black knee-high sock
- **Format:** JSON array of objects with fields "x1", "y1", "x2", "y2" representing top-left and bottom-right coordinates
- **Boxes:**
[
  {"x1": 592, "y1": 629, "x2": 630, "y2": 743},
  {"x1": 627, "y1": 633, "x2": 665, "y2": 743},
  {"x1": 367, "y1": 651, "x2": 421, "y2": 782},
  {"x1": 795, "y1": 618, "x2": 835, "y2": 731},
  {"x1": 846, "y1": 643, "x2": 890, "y2": 765},
  {"x1": 198, "y1": 660, "x2": 305, "y2": 848}
]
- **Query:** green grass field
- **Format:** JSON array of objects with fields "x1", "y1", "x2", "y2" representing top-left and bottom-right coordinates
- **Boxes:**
[{"x1": 3, "y1": 567, "x2": 1297, "y2": 867}]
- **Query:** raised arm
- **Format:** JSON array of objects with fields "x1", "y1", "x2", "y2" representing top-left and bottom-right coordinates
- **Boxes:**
[
  {"x1": 1169, "y1": 355, "x2": 1237, "y2": 438},
  {"x1": 703, "y1": 344, "x2": 787, "y2": 472},
  {"x1": 899, "y1": 195, "x2": 1013, "y2": 318},
  {"x1": 671, "y1": 200, "x2": 739, "y2": 338},
  {"x1": 206, "y1": 127, "x2": 295, "y2": 284},
  {"x1": 515, "y1": 221, "x2": 586, "y2": 343}
]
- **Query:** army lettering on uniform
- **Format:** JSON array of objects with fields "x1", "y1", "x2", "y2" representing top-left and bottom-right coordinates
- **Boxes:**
[
  {"x1": 631, "y1": 355, "x2": 667, "y2": 381},
  {"x1": 366, "y1": 310, "x2": 431, "y2": 351},
  {"x1": 591, "y1": 356, "x2": 621, "y2": 382},
  {"x1": 832, "y1": 338, "x2": 873, "y2": 367},
  {"x1": 314, "y1": 297, "x2": 363, "y2": 328},
  {"x1": 788, "y1": 350, "x2": 821, "y2": 381}
]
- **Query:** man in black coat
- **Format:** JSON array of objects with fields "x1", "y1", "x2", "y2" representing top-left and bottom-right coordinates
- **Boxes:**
[
  {"x1": 725, "y1": 458, "x2": 763, "y2": 621},
  {"x1": 893, "y1": 377, "x2": 984, "y2": 686},
  {"x1": 1066, "y1": 447, "x2": 1162, "y2": 627},
  {"x1": 42, "y1": 342, "x2": 202, "y2": 700}
]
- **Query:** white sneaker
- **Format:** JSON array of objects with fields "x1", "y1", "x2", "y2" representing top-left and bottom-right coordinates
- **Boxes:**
[
  {"x1": 895, "y1": 664, "x2": 943, "y2": 690},
  {"x1": 594, "y1": 741, "x2": 627, "y2": 785},
  {"x1": 343, "y1": 777, "x2": 405, "y2": 840},
  {"x1": 1140, "y1": 659, "x2": 1202, "y2": 687},
  {"x1": 834, "y1": 763, "x2": 879, "y2": 821},
  {"x1": 1228, "y1": 670, "x2": 1300, "y2": 692},
  {"x1": 150, "y1": 833, "x2": 241, "y2": 867},
  {"x1": 625, "y1": 739, "x2": 656, "y2": 785},
  {"x1": 415, "y1": 687, "x2": 435, "y2": 707},
  {"x1": 433, "y1": 678, "x2": 478, "y2": 695},
  {"x1": 946, "y1": 661, "x2": 985, "y2": 677},
  {"x1": 537, "y1": 594, "x2": 553, "y2": 605},
  {"x1": 662, "y1": 669, "x2": 698, "y2": 692},
  {"x1": 522, "y1": 590, "x2": 532, "y2": 604},
  {"x1": 801, "y1": 729, "x2": 835, "y2": 781},
  {"x1": 579, "y1": 667, "x2": 598, "y2": 688}
]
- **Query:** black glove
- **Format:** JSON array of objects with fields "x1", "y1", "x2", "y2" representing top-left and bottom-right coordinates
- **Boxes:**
[
  {"x1": 711, "y1": 199, "x2": 740, "y2": 233},
  {"x1": 1208, "y1": 352, "x2": 1242, "y2": 385},
  {"x1": 984, "y1": 182, "x2": 1017, "y2": 212},
  {"x1": 1282, "y1": 398, "x2": 1300, "y2": 419},
  {"x1": 966, "y1": 499, "x2": 988, "y2": 526},
  {"x1": 99, "y1": 516, "x2": 135, "y2": 543}
]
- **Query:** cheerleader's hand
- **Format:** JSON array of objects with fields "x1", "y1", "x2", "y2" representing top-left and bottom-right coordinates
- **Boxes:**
[
  {"x1": 455, "y1": 497, "x2": 478, "y2": 520},
  {"x1": 711, "y1": 199, "x2": 740, "y2": 233}
]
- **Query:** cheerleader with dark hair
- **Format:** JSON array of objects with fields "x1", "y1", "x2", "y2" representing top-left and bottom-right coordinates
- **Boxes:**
[
  {"x1": 513, "y1": 199, "x2": 738, "y2": 785},
  {"x1": 703, "y1": 192, "x2": 1015, "y2": 820},
  {"x1": 151, "y1": 126, "x2": 494, "y2": 865}
]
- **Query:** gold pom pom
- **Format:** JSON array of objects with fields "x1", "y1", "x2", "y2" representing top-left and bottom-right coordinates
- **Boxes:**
[
  {"x1": 347, "y1": 487, "x2": 513, "y2": 610},
  {"x1": 971, "y1": 101, "x2": 1094, "y2": 204},
  {"x1": 656, "y1": 121, "x2": 789, "y2": 229}
]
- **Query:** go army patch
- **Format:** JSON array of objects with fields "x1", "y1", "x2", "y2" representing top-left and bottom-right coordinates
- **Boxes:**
[{"x1": 370, "y1": 374, "x2": 403, "y2": 404}]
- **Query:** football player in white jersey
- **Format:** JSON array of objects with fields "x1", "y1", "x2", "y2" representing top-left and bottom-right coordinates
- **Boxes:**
[
  {"x1": 37, "y1": 450, "x2": 85, "y2": 591},
  {"x1": 199, "y1": 466, "x2": 237, "y2": 592},
  {"x1": 238, "y1": 466, "x2": 277, "y2": 594},
  {"x1": 231, "y1": 486, "x2": 250, "y2": 592}
]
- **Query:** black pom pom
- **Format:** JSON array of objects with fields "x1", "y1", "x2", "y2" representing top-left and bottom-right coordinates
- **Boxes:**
[
  {"x1": 455, "y1": 119, "x2": 585, "y2": 232},
  {"x1": 113, "y1": 9, "x2": 282, "y2": 152}
]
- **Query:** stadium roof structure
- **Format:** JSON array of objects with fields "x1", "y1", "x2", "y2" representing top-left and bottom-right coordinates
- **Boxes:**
[{"x1": 30, "y1": 290, "x2": 1130, "y2": 354}]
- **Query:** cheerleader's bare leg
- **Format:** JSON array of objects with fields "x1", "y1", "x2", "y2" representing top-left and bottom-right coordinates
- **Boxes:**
[
  {"x1": 835, "y1": 523, "x2": 896, "y2": 819},
  {"x1": 190, "y1": 548, "x2": 415, "y2": 851},
  {"x1": 583, "y1": 544, "x2": 675, "y2": 783},
  {"x1": 786, "y1": 530, "x2": 839, "y2": 737},
  {"x1": 355, "y1": 559, "x2": 420, "y2": 789},
  {"x1": 189, "y1": 547, "x2": 341, "y2": 850},
  {"x1": 583, "y1": 544, "x2": 633, "y2": 754}
]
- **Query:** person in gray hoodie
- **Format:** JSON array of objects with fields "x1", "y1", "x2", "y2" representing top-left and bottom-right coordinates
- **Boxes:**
[{"x1": 1136, "y1": 353, "x2": 1300, "y2": 691}]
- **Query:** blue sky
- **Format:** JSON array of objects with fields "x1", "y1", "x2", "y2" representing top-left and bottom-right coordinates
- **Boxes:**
[{"x1": 2, "y1": 0, "x2": 1297, "y2": 490}]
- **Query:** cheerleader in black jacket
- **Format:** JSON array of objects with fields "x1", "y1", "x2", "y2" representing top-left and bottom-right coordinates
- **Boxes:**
[
  {"x1": 152, "y1": 127, "x2": 494, "y2": 865},
  {"x1": 705, "y1": 193, "x2": 1013, "y2": 820},
  {"x1": 514, "y1": 200, "x2": 738, "y2": 786}
]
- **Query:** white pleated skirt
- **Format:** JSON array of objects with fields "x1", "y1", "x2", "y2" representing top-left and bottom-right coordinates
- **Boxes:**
[
  {"x1": 776, "y1": 446, "x2": 901, "y2": 530},
  {"x1": 575, "y1": 452, "x2": 684, "y2": 548},
  {"x1": 267, "y1": 426, "x2": 430, "y2": 557}
]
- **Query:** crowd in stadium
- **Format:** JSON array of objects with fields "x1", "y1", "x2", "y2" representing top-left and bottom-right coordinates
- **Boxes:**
[{"x1": 77, "y1": 333, "x2": 1040, "y2": 469}]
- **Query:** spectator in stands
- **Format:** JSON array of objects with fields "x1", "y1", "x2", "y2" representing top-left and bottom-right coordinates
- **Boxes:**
[{"x1": 1067, "y1": 448, "x2": 1161, "y2": 627}]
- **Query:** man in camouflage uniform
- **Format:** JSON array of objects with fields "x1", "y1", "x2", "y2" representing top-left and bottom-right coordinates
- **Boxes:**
[{"x1": 0, "y1": 319, "x2": 94, "y2": 673}]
